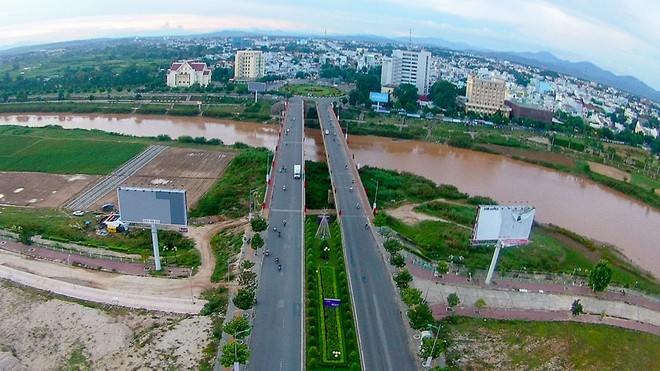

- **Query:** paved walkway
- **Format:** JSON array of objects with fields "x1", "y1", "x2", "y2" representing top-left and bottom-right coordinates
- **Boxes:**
[{"x1": 407, "y1": 262, "x2": 660, "y2": 336}]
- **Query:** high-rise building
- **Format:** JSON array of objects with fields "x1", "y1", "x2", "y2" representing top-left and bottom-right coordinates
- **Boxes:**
[
  {"x1": 380, "y1": 49, "x2": 431, "y2": 96},
  {"x1": 234, "y1": 50, "x2": 265, "y2": 80},
  {"x1": 465, "y1": 75, "x2": 511, "y2": 117}
]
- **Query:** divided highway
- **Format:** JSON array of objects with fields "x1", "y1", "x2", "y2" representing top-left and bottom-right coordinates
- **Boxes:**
[
  {"x1": 317, "y1": 99, "x2": 418, "y2": 370},
  {"x1": 248, "y1": 98, "x2": 305, "y2": 370}
]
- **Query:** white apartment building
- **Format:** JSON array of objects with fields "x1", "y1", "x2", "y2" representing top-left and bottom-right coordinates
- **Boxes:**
[
  {"x1": 465, "y1": 75, "x2": 511, "y2": 117},
  {"x1": 166, "y1": 61, "x2": 212, "y2": 87},
  {"x1": 234, "y1": 50, "x2": 266, "y2": 80},
  {"x1": 381, "y1": 49, "x2": 432, "y2": 96}
]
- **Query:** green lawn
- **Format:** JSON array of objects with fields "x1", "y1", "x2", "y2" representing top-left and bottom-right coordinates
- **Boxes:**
[
  {"x1": 446, "y1": 317, "x2": 660, "y2": 370},
  {"x1": 281, "y1": 84, "x2": 344, "y2": 97},
  {"x1": 0, "y1": 136, "x2": 147, "y2": 174},
  {"x1": 0, "y1": 134, "x2": 42, "y2": 156},
  {"x1": 631, "y1": 172, "x2": 660, "y2": 192}
]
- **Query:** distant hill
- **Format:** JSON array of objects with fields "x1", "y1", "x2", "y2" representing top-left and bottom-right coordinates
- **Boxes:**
[{"x1": 481, "y1": 51, "x2": 660, "y2": 102}]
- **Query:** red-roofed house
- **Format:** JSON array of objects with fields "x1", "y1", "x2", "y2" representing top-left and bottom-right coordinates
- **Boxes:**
[{"x1": 166, "y1": 60, "x2": 212, "y2": 87}]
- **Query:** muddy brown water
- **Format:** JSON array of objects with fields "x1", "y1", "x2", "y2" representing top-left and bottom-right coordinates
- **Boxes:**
[{"x1": 2, "y1": 114, "x2": 658, "y2": 277}]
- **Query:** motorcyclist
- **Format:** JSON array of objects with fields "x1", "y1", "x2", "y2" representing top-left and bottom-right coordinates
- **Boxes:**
[
  {"x1": 278, "y1": 231, "x2": 281, "y2": 238},
  {"x1": 283, "y1": 185, "x2": 286, "y2": 191},
  {"x1": 278, "y1": 264, "x2": 282, "y2": 271},
  {"x1": 282, "y1": 219, "x2": 287, "y2": 226},
  {"x1": 265, "y1": 249, "x2": 270, "y2": 256},
  {"x1": 275, "y1": 256, "x2": 280, "y2": 263},
  {"x1": 356, "y1": 203, "x2": 360, "y2": 209}
]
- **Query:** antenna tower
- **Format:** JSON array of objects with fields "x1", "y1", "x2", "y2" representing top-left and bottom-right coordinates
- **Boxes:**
[{"x1": 315, "y1": 210, "x2": 331, "y2": 240}]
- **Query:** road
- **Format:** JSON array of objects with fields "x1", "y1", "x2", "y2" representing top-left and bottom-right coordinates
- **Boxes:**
[
  {"x1": 248, "y1": 98, "x2": 304, "y2": 370},
  {"x1": 317, "y1": 99, "x2": 418, "y2": 370}
]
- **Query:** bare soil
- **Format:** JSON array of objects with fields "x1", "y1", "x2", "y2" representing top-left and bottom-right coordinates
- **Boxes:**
[
  {"x1": 0, "y1": 172, "x2": 98, "y2": 207},
  {"x1": 0, "y1": 281, "x2": 212, "y2": 371},
  {"x1": 387, "y1": 203, "x2": 442, "y2": 225},
  {"x1": 587, "y1": 161, "x2": 631, "y2": 182},
  {"x1": 479, "y1": 144, "x2": 576, "y2": 168},
  {"x1": 88, "y1": 147, "x2": 236, "y2": 211}
]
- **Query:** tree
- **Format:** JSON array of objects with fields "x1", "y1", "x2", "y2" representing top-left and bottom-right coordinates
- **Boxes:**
[
  {"x1": 383, "y1": 239, "x2": 402, "y2": 253},
  {"x1": 419, "y1": 336, "x2": 445, "y2": 359},
  {"x1": 394, "y1": 270, "x2": 413, "y2": 289},
  {"x1": 251, "y1": 233, "x2": 264, "y2": 250},
  {"x1": 589, "y1": 259, "x2": 613, "y2": 292},
  {"x1": 238, "y1": 270, "x2": 257, "y2": 290},
  {"x1": 408, "y1": 303, "x2": 434, "y2": 330},
  {"x1": 393, "y1": 83, "x2": 418, "y2": 111},
  {"x1": 428, "y1": 80, "x2": 458, "y2": 111},
  {"x1": 223, "y1": 316, "x2": 251, "y2": 338},
  {"x1": 220, "y1": 341, "x2": 250, "y2": 367},
  {"x1": 447, "y1": 293, "x2": 460, "y2": 308},
  {"x1": 250, "y1": 217, "x2": 268, "y2": 232},
  {"x1": 571, "y1": 299, "x2": 584, "y2": 316},
  {"x1": 400, "y1": 287, "x2": 423, "y2": 306},
  {"x1": 390, "y1": 253, "x2": 406, "y2": 268},
  {"x1": 436, "y1": 261, "x2": 449, "y2": 275},
  {"x1": 233, "y1": 288, "x2": 256, "y2": 310},
  {"x1": 474, "y1": 298, "x2": 487, "y2": 311}
]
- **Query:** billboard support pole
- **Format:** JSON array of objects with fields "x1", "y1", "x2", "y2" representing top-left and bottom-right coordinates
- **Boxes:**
[
  {"x1": 484, "y1": 240, "x2": 502, "y2": 285},
  {"x1": 151, "y1": 223, "x2": 162, "y2": 271}
]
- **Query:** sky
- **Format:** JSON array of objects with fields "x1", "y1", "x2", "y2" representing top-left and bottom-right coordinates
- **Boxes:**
[{"x1": 1, "y1": 0, "x2": 658, "y2": 90}]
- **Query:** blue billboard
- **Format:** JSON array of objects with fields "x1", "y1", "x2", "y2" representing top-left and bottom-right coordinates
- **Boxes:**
[{"x1": 369, "y1": 92, "x2": 389, "y2": 103}]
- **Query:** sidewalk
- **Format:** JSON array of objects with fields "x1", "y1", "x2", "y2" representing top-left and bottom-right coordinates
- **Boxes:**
[{"x1": 407, "y1": 261, "x2": 660, "y2": 336}]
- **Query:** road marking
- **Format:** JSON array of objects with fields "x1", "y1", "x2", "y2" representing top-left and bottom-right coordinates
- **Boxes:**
[
  {"x1": 278, "y1": 299, "x2": 285, "y2": 308},
  {"x1": 372, "y1": 294, "x2": 394, "y2": 368},
  {"x1": 269, "y1": 208, "x2": 304, "y2": 213}
]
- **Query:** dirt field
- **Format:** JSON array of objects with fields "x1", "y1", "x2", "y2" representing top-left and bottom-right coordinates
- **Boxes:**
[
  {"x1": 587, "y1": 161, "x2": 631, "y2": 182},
  {"x1": 0, "y1": 172, "x2": 98, "y2": 207},
  {"x1": 479, "y1": 144, "x2": 577, "y2": 167},
  {"x1": 0, "y1": 281, "x2": 212, "y2": 371},
  {"x1": 86, "y1": 147, "x2": 235, "y2": 211},
  {"x1": 0, "y1": 147, "x2": 234, "y2": 211}
]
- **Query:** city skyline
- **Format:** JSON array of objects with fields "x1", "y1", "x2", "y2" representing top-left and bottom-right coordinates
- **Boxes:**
[{"x1": 1, "y1": 0, "x2": 658, "y2": 90}]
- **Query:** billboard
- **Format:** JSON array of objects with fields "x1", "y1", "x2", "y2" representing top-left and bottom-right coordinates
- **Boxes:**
[
  {"x1": 248, "y1": 82, "x2": 267, "y2": 92},
  {"x1": 471, "y1": 205, "x2": 535, "y2": 246},
  {"x1": 117, "y1": 187, "x2": 188, "y2": 226},
  {"x1": 369, "y1": 92, "x2": 389, "y2": 103}
]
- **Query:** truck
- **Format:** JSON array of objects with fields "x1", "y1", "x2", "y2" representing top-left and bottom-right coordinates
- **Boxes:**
[{"x1": 293, "y1": 164, "x2": 301, "y2": 179}]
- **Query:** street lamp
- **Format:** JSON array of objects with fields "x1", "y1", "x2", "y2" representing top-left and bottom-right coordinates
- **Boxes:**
[
  {"x1": 424, "y1": 262, "x2": 436, "y2": 302},
  {"x1": 369, "y1": 178, "x2": 379, "y2": 215},
  {"x1": 233, "y1": 328, "x2": 251, "y2": 370},
  {"x1": 424, "y1": 323, "x2": 441, "y2": 368}
]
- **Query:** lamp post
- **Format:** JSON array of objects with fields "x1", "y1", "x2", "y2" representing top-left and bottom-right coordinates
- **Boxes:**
[
  {"x1": 369, "y1": 178, "x2": 379, "y2": 215},
  {"x1": 233, "y1": 328, "x2": 251, "y2": 369},
  {"x1": 424, "y1": 323, "x2": 441, "y2": 368},
  {"x1": 424, "y1": 262, "x2": 436, "y2": 302}
]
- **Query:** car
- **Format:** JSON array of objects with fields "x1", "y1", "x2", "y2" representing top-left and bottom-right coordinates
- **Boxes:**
[
  {"x1": 72, "y1": 210, "x2": 84, "y2": 216},
  {"x1": 325, "y1": 129, "x2": 330, "y2": 135}
]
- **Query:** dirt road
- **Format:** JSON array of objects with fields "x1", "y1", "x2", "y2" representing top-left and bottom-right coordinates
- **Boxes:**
[{"x1": 0, "y1": 219, "x2": 247, "y2": 313}]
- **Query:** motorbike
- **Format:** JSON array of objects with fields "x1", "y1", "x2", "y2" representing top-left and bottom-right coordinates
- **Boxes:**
[
  {"x1": 283, "y1": 185, "x2": 286, "y2": 191},
  {"x1": 278, "y1": 264, "x2": 282, "y2": 271},
  {"x1": 265, "y1": 250, "x2": 270, "y2": 256}
]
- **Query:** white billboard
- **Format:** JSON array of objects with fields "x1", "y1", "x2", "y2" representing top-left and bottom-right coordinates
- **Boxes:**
[
  {"x1": 117, "y1": 187, "x2": 188, "y2": 226},
  {"x1": 472, "y1": 205, "x2": 535, "y2": 246}
]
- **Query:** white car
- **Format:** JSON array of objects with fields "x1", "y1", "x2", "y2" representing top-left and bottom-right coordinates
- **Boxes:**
[
  {"x1": 325, "y1": 129, "x2": 330, "y2": 135},
  {"x1": 72, "y1": 210, "x2": 84, "y2": 216}
]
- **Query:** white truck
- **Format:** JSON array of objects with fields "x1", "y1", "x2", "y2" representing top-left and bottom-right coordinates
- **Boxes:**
[{"x1": 293, "y1": 164, "x2": 302, "y2": 179}]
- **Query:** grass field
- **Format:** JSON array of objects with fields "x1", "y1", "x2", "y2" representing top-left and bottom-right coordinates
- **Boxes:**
[
  {"x1": 446, "y1": 317, "x2": 660, "y2": 370},
  {"x1": 281, "y1": 84, "x2": 344, "y2": 97},
  {"x1": 0, "y1": 135, "x2": 147, "y2": 174}
]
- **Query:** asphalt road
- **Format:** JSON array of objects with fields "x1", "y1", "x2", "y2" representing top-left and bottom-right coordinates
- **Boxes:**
[
  {"x1": 317, "y1": 99, "x2": 418, "y2": 370},
  {"x1": 248, "y1": 98, "x2": 304, "y2": 371}
]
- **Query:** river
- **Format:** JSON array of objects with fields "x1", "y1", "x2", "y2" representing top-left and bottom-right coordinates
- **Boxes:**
[{"x1": 2, "y1": 113, "x2": 658, "y2": 277}]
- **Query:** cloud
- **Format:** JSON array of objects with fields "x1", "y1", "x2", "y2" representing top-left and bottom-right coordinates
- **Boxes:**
[{"x1": 0, "y1": 14, "x2": 303, "y2": 45}]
